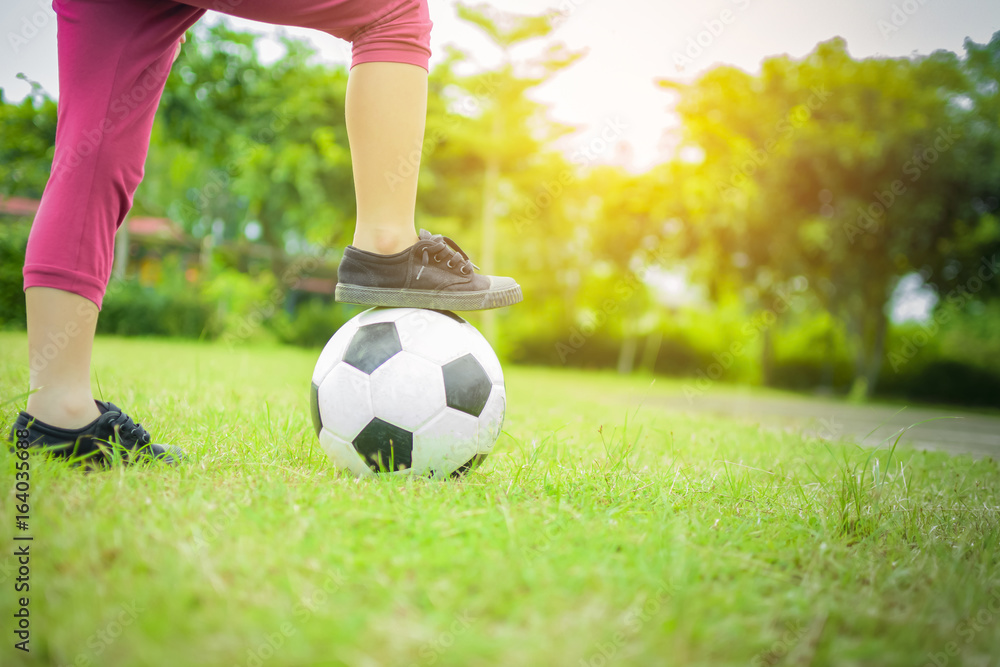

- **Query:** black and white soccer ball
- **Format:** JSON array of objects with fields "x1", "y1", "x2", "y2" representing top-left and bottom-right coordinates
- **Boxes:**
[{"x1": 310, "y1": 307, "x2": 505, "y2": 477}]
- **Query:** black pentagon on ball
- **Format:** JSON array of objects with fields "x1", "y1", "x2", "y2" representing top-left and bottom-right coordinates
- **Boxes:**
[
  {"x1": 442, "y1": 354, "x2": 492, "y2": 417},
  {"x1": 343, "y1": 322, "x2": 402, "y2": 374},
  {"x1": 309, "y1": 381, "x2": 322, "y2": 438},
  {"x1": 430, "y1": 309, "x2": 467, "y2": 324},
  {"x1": 449, "y1": 453, "x2": 488, "y2": 478},
  {"x1": 353, "y1": 418, "x2": 413, "y2": 472}
]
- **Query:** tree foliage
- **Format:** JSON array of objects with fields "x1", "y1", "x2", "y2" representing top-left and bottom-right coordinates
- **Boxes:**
[{"x1": 658, "y1": 35, "x2": 1000, "y2": 395}]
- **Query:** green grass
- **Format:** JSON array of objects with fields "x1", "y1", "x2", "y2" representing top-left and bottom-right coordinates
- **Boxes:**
[{"x1": 1, "y1": 332, "x2": 999, "y2": 667}]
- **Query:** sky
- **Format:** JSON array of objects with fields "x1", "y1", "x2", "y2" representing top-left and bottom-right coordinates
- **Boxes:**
[{"x1": 2, "y1": 0, "x2": 999, "y2": 173}]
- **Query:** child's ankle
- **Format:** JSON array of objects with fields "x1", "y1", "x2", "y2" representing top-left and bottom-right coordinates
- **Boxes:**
[
  {"x1": 25, "y1": 391, "x2": 100, "y2": 430},
  {"x1": 352, "y1": 226, "x2": 418, "y2": 255}
]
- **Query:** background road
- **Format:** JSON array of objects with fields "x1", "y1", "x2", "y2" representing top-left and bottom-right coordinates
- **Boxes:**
[{"x1": 652, "y1": 392, "x2": 1000, "y2": 459}]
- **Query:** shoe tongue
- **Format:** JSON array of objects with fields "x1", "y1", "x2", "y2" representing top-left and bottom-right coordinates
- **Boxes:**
[
  {"x1": 95, "y1": 400, "x2": 117, "y2": 415},
  {"x1": 418, "y1": 229, "x2": 434, "y2": 241}
]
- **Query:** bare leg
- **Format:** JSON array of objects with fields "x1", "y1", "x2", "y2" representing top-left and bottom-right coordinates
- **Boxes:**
[
  {"x1": 347, "y1": 62, "x2": 427, "y2": 255},
  {"x1": 24, "y1": 287, "x2": 100, "y2": 428}
]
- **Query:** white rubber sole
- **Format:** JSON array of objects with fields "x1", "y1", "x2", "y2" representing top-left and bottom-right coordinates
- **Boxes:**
[{"x1": 335, "y1": 283, "x2": 523, "y2": 311}]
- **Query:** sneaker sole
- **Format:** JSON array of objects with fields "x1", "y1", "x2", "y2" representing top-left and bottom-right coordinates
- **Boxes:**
[{"x1": 335, "y1": 284, "x2": 523, "y2": 311}]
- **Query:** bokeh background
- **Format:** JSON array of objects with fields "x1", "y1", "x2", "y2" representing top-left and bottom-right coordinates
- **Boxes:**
[{"x1": 2, "y1": 0, "x2": 999, "y2": 407}]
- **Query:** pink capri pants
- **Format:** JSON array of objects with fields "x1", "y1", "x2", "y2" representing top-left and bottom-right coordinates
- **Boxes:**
[{"x1": 24, "y1": 0, "x2": 432, "y2": 308}]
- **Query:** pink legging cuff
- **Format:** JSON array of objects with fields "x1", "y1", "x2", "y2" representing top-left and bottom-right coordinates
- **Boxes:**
[
  {"x1": 352, "y1": 47, "x2": 429, "y2": 71},
  {"x1": 23, "y1": 264, "x2": 106, "y2": 307}
]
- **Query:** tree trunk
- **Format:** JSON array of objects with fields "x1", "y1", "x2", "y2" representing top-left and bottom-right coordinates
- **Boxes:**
[
  {"x1": 864, "y1": 307, "x2": 888, "y2": 395},
  {"x1": 848, "y1": 299, "x2": 888, "y2": 400},
  {"x1": 479, "y1": 111, "x2": 501, "y2": 346},
  {"x1": 113, "y1": 218, "x2": 130, "y2": 281},
  {"x1": 640, "y1": 330, "x2": 662, "y2": 373},
  {"x1": 848, "y1": 312, "x2": 869, "y2": 400},
  {"x1": 819, "y1": 326, "x2": 835, "y2": 393},
  {"x1": 760, "y1": 326, "x2": 774, "y2": 386},
  {"x1": 617, "y1": 336, "x2": 638, "y2": 375}
]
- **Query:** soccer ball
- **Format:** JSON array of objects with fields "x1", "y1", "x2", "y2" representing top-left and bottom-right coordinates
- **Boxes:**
[{"x1": 310, "y1": 307, "x2": 505, "y2": 477}]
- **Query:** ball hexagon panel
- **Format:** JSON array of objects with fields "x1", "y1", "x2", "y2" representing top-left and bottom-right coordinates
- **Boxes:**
[
  {"x1": 354, "y1": 417, "x2": 413, "y2": 472},
  {"x1": 477, "y1": 387, "x2": 506, "y2": 454},
  {"x1": 396, "y1": 309, "x2": 470, "y2": 366},
  {"x1": 311, "y1": 317, "x2": 362, "y2": 386},
  {"x1": 317, "y1": 363, "x2": 375, "y2": 442},
  {"x1": 319, "y1": 429, "x2": 375, "y2": 478},
  {"x1": 442, "y1": 354, "x2": 493, "y2": 418},
  {"x1": 343, "y1": 322, "x2": 402, "y2": 374},
  {"x1": 459, "y1": 323, "x2": 504, "y2": 385},
  {"x1": 369, "y1": 351, "x2": 447, "y2": 431},
  {"x1": 412, "y1": 410, "x2": 479, "y2": 477}
]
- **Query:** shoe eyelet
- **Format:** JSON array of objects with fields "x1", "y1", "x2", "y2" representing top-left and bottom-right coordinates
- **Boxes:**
[
  {"x1": 446, "y1": 260, "x2": 455, "y2": 269},
  {"x1": 460, "y1": 266, "x2": 470, "y2": 275}
]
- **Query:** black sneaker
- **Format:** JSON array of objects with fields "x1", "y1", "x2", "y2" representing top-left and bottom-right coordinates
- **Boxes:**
[
  {"x1": 8, "y1": 401, "x2": 182, "y2": 467},
  {"x1": 335, "y1": 229, "x2": 523, "y2": 311}
]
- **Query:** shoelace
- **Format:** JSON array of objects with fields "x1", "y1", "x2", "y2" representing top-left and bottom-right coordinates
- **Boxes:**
[
  {"x1": 420, "y1": 234, "x2": 479, "y2": 276},
  {"x1": 109, "y1": 411, "x2": 152, "y2": 447}
]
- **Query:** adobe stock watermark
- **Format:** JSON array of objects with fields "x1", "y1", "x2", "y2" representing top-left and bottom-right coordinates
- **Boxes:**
[
  {"x1": 523, "y1": 519, "x2": 567, "y2": 560},
  {"x1": 180, "y1": 108, "x2": 291, "y2": 216},
  {"x1": 844, "y1": 126, "x2": 960, "y2": 244},
  {"x1": 888, "y1": 254, "x2": 998, "y2": 372},
  {"x1": 55, "y1": 600, "x2": 144, "y2": 667},
  {"x1": 545, "y1": 0, "x2": 589, "y2": 24},
  {"x1": 682, "y1": 286, "x2": 804, "y2": 402},
  {"x1": 49, "y1": 56, "x2": 178, "y2": 186},
  {"x1": 405, "y1": 610, "x2": 475, "y2": 667},
  {"x1": 7, "y1": 0, "x2": 57, "y2": 54},
  {"x1": 578, "y1": 582, "x2": 674, "y2": 667},
  {"x1": 877, "y1": 0, "x2": 936, "y2": 39},
  {"x1": 555, "y1": 241, "x2": 669, "y2": 363},
  {"x1": 716, "y1": 86, "x2": 832, "y2": 201},
  {"x1": 188, "y1": 491, "x2": 254, "y2": 552},
  {"x1": 220, "y1": 253, "x2": 325, "y2": 347},
  {"x1": 513, "y1": 116, "x2": 629, "y2": 233},
  {"x1": 923, "y1": 587, "x2": 1000, "y2": 667},
  {"x1": 237, "y1": 571, "x2": 347, "y2": 667},
  {"x1": 28, "y1": 276, "x2": 127, "y2": 377},
  {"x1": 749, "y1": 620, "x2": 807, "y2": 667},
  {"x1": 806, "y1": 416, "x2": 844, "y2": 444},
  {"x1": 672, "y1": 0, "x2": 755, "y2": 72},
  {"x1": 384, "y1": 72, "x2": 501, "y2": 192}
]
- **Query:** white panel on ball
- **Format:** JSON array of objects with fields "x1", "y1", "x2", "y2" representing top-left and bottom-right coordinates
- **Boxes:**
[
  {"x1": 460, "y1": 323, "x2": 504, "y2": 385},
  {"x1": 311, "y1": 317, "x2": 362, "y2": 386},
  {"x1": 318, "y1": 363, "x2": 375, "y2": 442},
  {"x1": 369, "y1": 351, "x2": 447, "y2": 431},
  {"x1": 319, "y1": 430, "x2": 375, "y2": 478},
  {"x1": 477, "y1": 387, "x2": 506, "y2": 454},
  {"x1": 412, "y1": 410, "x2": 480, "y2": 476},
  {"x1": 395, "y1": 309, "x2": 467, "y2": 365}
]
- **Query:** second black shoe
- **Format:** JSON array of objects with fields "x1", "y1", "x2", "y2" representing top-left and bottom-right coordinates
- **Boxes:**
[
  {"x1": 335, "y1": 229, "x2": 523, "y2": 311},
  {"x1": 8, "y1": 401, "x2": 183, "y2": 467}
]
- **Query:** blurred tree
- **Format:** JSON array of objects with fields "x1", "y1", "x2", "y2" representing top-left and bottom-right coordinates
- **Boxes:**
[
  {"x1": 659, "y1": 36, "x2": 996, "y2": 396},
  {"x1": 0, "y1": 76, "x2": 57, "y2": 198},
  {"x1": 448, "y1": 2, "x2": 583, "y2": 342},
  {"x1": 583, "y1": 164, "x2": 677, "y2": 372},
  {"x1": 930, "y1": 32, "x2": 1000, "y2": 301},
  {"x1": 418, "y1": 48, "x2": 581, "y2": 356}
]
